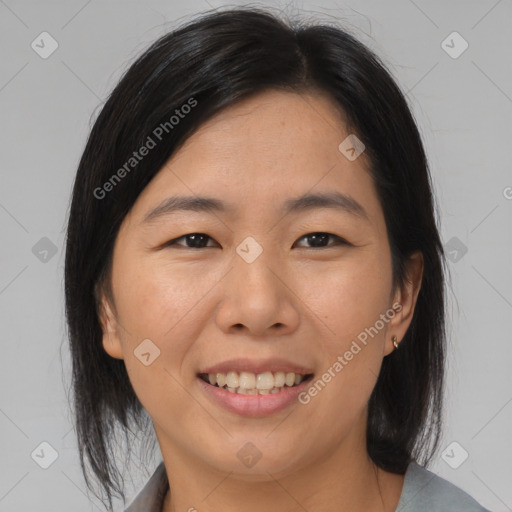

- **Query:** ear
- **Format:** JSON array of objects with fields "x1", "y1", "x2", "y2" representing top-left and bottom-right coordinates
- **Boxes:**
[
  {"x1": 384, "y1": 251, "x2": 424, "y2": 356},
  {"x1": 97, "y1": 294, "x2": 124, "y2": 360}
]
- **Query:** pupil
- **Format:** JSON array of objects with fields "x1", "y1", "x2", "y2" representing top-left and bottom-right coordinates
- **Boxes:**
[
  {"x1": 308, "y1": 233, "x2": 328, "y2": 247},
  {"x1": 187, "y1": 234, "x2": 206, "y2": 248}
]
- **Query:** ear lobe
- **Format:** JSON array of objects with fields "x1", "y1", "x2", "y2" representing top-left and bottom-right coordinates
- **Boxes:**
[
  {"x1": 386, "y1": 251, "x2": 424, "y2": 353},
  {"x1": 97, "y1": 295, "x2": 124, "y2": 360}
]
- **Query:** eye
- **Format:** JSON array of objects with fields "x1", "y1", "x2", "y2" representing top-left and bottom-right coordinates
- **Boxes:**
[
  {"x1": 293, "y1": 232, "x2": 350, "y2": 249},
  {"x1": 163, "y1": 232, "x2": 350, "y2": 250},
  {"x1": 164, "y1": 233, "x2": 218, "y2": 249}
]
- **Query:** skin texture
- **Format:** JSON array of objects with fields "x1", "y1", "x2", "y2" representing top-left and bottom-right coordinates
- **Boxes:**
[{"x1": 99, "y1": 89, "x2": 423, "y2": 512}]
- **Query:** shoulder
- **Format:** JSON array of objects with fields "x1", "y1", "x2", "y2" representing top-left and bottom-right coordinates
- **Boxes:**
[
  {"x1": 124, "y1": 459, "x2": 491, "y2": 512},
  {"x1": 396, "y1": 461, "x2": 491, "y2": 512},
  {"x1": 124, "y1": 461, "x2": 168, "y2": 512}
]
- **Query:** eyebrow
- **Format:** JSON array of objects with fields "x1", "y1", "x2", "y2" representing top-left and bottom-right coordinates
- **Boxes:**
[{"x1": 142, "y1": 191, "x2": 368, "y2": 224}]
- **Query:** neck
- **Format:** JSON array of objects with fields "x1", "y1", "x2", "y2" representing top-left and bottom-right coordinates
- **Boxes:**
[{"x1": 157, "y1": 415, "x2": 405, "y2": 512}]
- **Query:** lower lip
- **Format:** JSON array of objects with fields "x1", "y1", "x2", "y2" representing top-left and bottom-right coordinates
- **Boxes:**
[{"x1": 197, "y1": 375, "x2": 314, "y2": 417}]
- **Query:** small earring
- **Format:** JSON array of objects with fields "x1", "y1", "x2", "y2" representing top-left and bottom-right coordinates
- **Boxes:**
[{"x1": 392, "y1": 336, "x2": 399, "y2": 350}]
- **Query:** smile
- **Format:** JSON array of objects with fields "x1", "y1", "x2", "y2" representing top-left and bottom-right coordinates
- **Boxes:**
[{"x1": 199, "y1": 371, "x2": 313, "y2": 395}]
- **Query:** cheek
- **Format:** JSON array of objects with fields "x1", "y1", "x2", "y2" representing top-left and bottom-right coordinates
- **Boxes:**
[
  {"x1": 110, "y1": 253, "x2": 228, "y2": 405},
  {"x1": 112, "y1": 259, "x2": 211, "y2": 418},
  {"x1": 295, "y1": 251, "x2": 392, "y2": 408},
  {"x1": 296, "y1": 250, "x2": 392, "y2": 342},
  {"x1": 112, "y1": 251, "x2": 220, "y2": 341}
]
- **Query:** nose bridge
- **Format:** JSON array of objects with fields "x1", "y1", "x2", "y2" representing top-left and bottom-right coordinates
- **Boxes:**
[
  {"x1": 232, "y1": 234, "x2": 282, "y2": 301},
  {"x1": 215, "y1": 235, "x2": 299, "y2": 335}
]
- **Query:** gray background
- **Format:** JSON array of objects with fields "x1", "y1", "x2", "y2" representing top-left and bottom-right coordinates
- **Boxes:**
[{"x1": 1, "y1": 0, "x2": 511, "y2": 510}]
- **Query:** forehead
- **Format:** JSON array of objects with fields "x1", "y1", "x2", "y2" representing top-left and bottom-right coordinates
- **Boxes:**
[
  {"x1": 179, "y1": 88, "x2": 350, "y2": 158},
  {"x1": 126, "y1": 89, "x2": 382, "y2": 226}
]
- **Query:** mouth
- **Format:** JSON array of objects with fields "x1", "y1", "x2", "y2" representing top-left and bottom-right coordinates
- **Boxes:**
[{"x1": 198, "y1": 371, "x2": 315, "y2": 395}]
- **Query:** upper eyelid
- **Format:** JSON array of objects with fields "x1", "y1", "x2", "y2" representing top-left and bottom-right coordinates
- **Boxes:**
[
  {"x1": 167, "y1": 232, "x2": 350, "y2": 247},
  {"x1": 294, "y1": 233, "x2": 350, "y2": 246}
]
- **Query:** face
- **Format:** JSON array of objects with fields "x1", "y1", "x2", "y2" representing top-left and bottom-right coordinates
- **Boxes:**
[{"x1": 99, "y1": 89, "x2": 422, "y2": 480}]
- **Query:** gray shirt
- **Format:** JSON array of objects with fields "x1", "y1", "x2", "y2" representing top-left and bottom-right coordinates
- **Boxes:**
[{"x1": 125, "y1": 460, "x2": 491, "y2": 511}]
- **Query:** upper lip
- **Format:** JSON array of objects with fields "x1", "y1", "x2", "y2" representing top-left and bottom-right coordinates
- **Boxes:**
[{"x1": 198, "y1": 358, "x2": 314, "y2": 376}]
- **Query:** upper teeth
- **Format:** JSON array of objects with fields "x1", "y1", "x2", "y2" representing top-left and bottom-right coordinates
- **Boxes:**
[{"x1": 207, "y1": 371, "x2": 306, "y2": 390}]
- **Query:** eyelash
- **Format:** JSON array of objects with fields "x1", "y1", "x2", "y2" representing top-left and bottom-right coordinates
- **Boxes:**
[{"x1": 164, "y1": 232, "x2": 351, "y2": 249}]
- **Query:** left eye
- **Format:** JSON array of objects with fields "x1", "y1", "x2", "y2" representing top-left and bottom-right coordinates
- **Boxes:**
[
  {"x1": 293, "y1": 232, "x2": 349, "y2": 249},
  {"x1": 164, "y1": 232, "x2": 349, "y2": 249},
  {"x1": 165, "y1": 233, "x2": 218, "y2": 249}
]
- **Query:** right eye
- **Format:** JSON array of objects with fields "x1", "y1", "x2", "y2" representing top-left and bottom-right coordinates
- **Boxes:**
[{"x1": 164, "y1": 233, "x2": 219, "y2": 249}]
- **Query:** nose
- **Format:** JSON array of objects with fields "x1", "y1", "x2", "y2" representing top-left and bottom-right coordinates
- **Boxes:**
[{"x1": 215, "y1": 250, "x2": 300, "y2": 338}]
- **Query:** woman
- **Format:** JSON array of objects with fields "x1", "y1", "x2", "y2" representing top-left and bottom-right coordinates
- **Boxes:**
[{"x1": 64, "y1": 7, "x2": 490, "y2": 512}]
